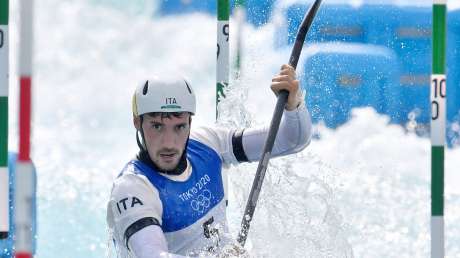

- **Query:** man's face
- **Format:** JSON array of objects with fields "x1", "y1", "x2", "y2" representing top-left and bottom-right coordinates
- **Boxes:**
[{"x1": 137, "y1": 113, "x2": 191, "y2": 171}]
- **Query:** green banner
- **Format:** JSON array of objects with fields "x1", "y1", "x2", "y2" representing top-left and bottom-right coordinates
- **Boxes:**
[
  {"x1": 0, "y1": 0, "x2": 8, "y2": 25},
  {"x1": 218, "y1": 0, "x2": 229, "y2": 21},
  {"x1": 431, "y1": 146, "x2": 444, "y2": 216},
  {"x1": 432, "y1": 4, "x2": 446, "y2": 74},
  {"x1": 0, "y1": 97, "x2": 7, "y2": 166}
]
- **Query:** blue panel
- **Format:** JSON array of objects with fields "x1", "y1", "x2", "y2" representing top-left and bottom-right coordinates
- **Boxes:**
[
  {"x1": 365, "y1": 6, "x2": 432, "y2": 124},
  {"x1": 365, "y1": 5, "x2": 431, "y2": 73},
  {"x1": 158, "y1": 0, "x2": 217, "y2": 15},
  {"x1": 276, "y1": 4, "x2": 460, "y2": 127},
  {"x1": 157, "y1": 0, "x2": 275, "y2": 26},
  {"x1": 447, "y1": 9, "x2": 460, "y2": 146},
  {"x1": 279, "y1": 4, "x2": 432, "y2": 71},
  {"x1": 276, "y1": 4, "x2": 367, "y2": 47},
  {"x1": 0, "y1": 153, "x2": 37, "y2": 258},
  {"x1": 303, "y1": 43, "x2": 400, "y2": 128},
  {"x1": 0, "y1": 153, "x2": 16, "y2": 258},
  {"x1": 447, "y1": 10, "x2": 460, "y2": 123},
  {"x1": 244, "y1": 0, "x2": 275, "y2": 26}
]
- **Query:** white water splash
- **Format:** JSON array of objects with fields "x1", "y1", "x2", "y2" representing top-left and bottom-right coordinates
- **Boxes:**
[{"x1": 4, "y1": 0, "x2": 460, "y2": 257}]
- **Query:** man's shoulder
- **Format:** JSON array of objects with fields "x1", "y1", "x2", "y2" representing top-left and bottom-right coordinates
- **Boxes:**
[
  {"x1": 190, "y1": 125, "x2": 239, "y2": 165},
  {"x1": 107, "y1": 161, "x2": 164, "y2": 239},
  {"x1": 190, "y1": 125, "x2": 216, "y2": 141},
  {"x1": 111, "y1": 162, "x2": 156, "y2": 196},
  {"x1": 190, "y1": 125, "x2": 234, "y2": 147},
  {"x1": 189, "y1": 126, "x2": 225, "y2": 154}
]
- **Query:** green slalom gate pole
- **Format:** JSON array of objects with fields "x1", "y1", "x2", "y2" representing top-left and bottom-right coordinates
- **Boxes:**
[
  {"x1": 217, "y1": 0, "x2": 229, "y2": 119},
  {"x1": 0, "y1": 0, "x2": 9, "y2": 240},
  {"x1": 234, "y1": 0, "x2": 245, "y2": 78},
  {"x1": 431, "y1": 0, "x2": 446, "y2": 257}
]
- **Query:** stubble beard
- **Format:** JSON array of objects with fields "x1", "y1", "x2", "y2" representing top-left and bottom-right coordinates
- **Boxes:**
[{"x1": 152, "y1": 148, "x2": 183, "y2": 172}]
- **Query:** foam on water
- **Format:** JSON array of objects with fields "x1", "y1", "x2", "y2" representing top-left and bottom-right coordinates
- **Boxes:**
[{"x1": 5, "y1": 0, "x2": 460, "y2": 257}]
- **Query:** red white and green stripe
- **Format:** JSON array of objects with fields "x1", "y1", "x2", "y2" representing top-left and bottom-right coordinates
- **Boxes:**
[
  {"x1": 431, "y1": 0, "x2": 446, "y2": 257},
  {"x1": 0, "y1": 0, "x2": 10, "y2": 240},
  {"x1": 216, "y1": 0, "x2": 229, "y2": 118},
  {"x1": 15, "y1": 0, "x2": 34, "y2": 257}
]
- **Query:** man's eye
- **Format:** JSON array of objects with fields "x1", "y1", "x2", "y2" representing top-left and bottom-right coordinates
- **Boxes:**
[
  {"x1": 177, "y1": 124, "x2": 187, "y2": 130},
  {"x1": 152, "y1": 124, "x2": 162, "y2": 130}
]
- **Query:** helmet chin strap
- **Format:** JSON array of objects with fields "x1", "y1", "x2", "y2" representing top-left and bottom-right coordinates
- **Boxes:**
[
  {"x1": 136, "y1": 116, "x2": 190, "y2": 176},
  {"x1": 136, "y1": 129, "x2": 147, "y2": 151}
]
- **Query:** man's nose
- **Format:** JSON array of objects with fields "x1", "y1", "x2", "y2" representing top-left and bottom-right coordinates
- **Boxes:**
[{"x1": 161, "y1": 129, "x2": 177, "y2": 148}]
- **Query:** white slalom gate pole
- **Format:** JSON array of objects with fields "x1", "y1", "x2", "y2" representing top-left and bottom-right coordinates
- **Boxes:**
[
  {"x1": 0, "y1": 0, "x2": 10, "y2": 241},
  {"x1": 217, "y1": 0, "x2": 230, "y2": 206},
  {"x1": 431, "y1": 1, "x2": 446, "y2": 257},
  {"x1": 234, "y1": 0, "x2": 245, "y2": 78},
  {"x1": 15, "y1": 0, "x2": 35, "y2": 257},
  {"x1": 217, "y1": 0, "x2": 229, "y2": 118}
]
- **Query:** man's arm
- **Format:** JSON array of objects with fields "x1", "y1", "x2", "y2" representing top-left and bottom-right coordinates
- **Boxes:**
[
  {"x1": 190, "y1": 64, "x2": 312, "y2": 164},
  {"x1": 233, "y1": 99, "x2": 311, "y2": 162},
  {"x1": 108, "y1": 173, "x2": 173, "y2": 257},
  {"x1": 129, "y1": 225, "x2": 188, "y2": 258}
]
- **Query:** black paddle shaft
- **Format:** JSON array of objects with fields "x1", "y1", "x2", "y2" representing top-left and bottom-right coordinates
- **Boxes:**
[{"x1": 237, "y1": 0, "x2": 323, "y2": 247}]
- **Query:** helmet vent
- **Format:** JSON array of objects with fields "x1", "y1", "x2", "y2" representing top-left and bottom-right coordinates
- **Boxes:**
[
  {"x1": 184, "y1": 80, "x2": 192, "y2": 94},
  {"x1": 142, "y1": 81, "x2": 149, "y2": 95}
]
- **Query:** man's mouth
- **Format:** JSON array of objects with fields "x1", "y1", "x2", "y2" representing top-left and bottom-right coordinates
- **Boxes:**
[{"x1": 159, "y1": 152, "x2": 177, "y2": 162}]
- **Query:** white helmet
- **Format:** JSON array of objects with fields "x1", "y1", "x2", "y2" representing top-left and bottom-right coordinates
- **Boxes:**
[{"x1": 132, "y1": 76, "x2": 196, "y2": 117}]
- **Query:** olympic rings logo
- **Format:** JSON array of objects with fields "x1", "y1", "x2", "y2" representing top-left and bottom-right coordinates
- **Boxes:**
[{"x1": 191, "y1": 189, "x2": 212, "y2": 213}]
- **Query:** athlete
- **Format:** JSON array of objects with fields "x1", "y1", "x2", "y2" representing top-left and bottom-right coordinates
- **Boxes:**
[{"x1": 107, "y1": 64, "x2": 312, "y2": 257}]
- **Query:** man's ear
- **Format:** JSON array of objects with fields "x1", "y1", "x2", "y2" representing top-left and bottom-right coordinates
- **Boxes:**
[{"x1": 133, "y1": 116, "x2": 141, "y2": 130}]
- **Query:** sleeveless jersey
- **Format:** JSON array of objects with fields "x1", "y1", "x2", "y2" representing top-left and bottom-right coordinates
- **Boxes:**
[{"x1": 121, "y1": 139, "x2": 229, "y2": 255}]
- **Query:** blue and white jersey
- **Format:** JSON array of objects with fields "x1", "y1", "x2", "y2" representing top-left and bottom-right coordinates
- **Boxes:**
[
  {"x1": 125, "y1": 139, "x2": 228, "y2": 254},
  {"x1": 107, "y1": 127, "x2": 238, "y2": 257},
  {"x1": 107, "y1": 102, "x2": 312, "y2": 257}
]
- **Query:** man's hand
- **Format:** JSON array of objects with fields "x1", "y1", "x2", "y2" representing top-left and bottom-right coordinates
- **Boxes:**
[{"x1": 270, "y1": 64, "x2": 302, "y2": 111}]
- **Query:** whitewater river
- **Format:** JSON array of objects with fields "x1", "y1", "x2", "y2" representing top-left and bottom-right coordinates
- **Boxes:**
[{"x1": 5, "y1": 0, "x2": 460, "y2": 257}]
